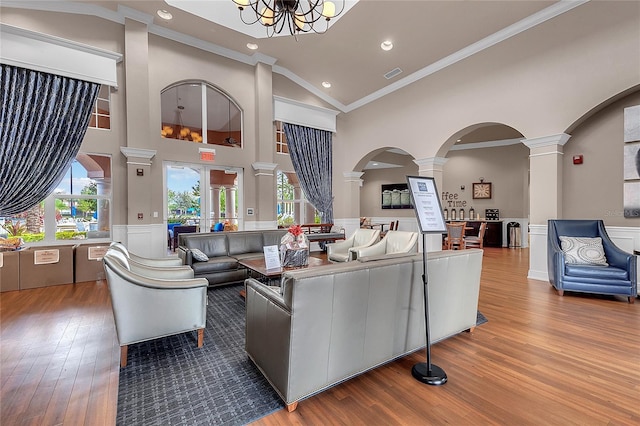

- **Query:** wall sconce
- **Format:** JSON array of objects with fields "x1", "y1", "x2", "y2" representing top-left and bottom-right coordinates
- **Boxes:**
[{"x1": 460, "y1": 185, "x2": 465, "y2": 191}]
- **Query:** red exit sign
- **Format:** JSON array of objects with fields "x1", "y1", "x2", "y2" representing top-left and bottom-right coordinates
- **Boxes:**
[{"x1": 199, "y1": 148, "x2": 216, "y2": 162}]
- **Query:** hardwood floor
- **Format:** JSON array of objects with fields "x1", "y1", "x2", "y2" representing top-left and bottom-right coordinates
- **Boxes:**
[{"x1": 1, "y1": 248, "x2": 638, "y2": 425}]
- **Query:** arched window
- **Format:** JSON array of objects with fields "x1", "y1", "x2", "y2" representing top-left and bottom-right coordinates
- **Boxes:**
[{"x1": 160, "y1": 81, "x2": 242, "y2": 148}]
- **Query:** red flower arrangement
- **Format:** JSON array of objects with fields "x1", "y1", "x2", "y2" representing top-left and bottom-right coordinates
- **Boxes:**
[{"x1": 288, "y1": 224, "x2": 303, "y2": 237}]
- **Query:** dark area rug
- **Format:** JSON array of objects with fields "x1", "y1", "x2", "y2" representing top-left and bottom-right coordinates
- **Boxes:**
[
  {"x1": 117, "y1": 283, "x2": 488, "y2": 425},
  {"x1": 116, "y1": 284, "x2": 284, "y2": 426},
  {"x1": 477, "y1": 310, "x2": 488, "y2": 326}
]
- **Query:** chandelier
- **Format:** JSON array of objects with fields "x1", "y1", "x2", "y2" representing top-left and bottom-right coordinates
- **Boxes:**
[
  {"x1": 232, "y1": 0, "x2": 345, "y2": 37},
  {"x1": 161, "y1": 92, "x2": 203, "y2": 143}
]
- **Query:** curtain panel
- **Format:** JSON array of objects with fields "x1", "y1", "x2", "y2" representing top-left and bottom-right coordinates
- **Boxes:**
[
  {"x1": 283, "y1": 122, "x2": 334, "y2": 223},
  {"x1": 0, "y1": 64, "x2": 100, "y2": 216}
]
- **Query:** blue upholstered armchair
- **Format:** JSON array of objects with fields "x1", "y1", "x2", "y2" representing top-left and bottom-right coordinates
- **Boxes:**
[{"x1": 548, "y1": 220, "x2": 637, "y2": 303}]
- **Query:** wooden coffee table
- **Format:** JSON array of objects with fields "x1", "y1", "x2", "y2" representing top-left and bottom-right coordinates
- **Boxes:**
[{"x1": 238, "y1": 256, "x2": 332, "y2": 297}]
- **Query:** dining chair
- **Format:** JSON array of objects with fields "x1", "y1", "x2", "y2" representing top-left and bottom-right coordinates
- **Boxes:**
[
  {"x1": 445, "y1": 222, "x2": 467, "y2": 250},
  {"x1": 380, "y1": 220, "x2": 398, "y2": 238},
  {"x1": 464, "y1": 222, "x2": 487, "y2": 249}
]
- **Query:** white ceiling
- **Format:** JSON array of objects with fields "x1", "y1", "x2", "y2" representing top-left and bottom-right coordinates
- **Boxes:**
[{"x1": 4, "y1": 0, "x2": 589, "y2": 114}]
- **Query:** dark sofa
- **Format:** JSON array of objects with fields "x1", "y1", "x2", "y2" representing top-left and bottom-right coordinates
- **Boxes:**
[{"x1": 178, "y1": 230, "x2": 287, "y2": 286}]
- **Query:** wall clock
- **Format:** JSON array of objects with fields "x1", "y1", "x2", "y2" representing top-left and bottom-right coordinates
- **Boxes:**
[{"x1": 473, "y1": 182, "x2": 492, "y2": 199}]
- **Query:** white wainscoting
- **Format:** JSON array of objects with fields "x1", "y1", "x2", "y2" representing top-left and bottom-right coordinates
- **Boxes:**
[
  {"x1": 113, "y1": 224, "x2": 170, "y2": 259},
  {"x1": 243, "y1": 221, "x2": 278, "y2": 231}
]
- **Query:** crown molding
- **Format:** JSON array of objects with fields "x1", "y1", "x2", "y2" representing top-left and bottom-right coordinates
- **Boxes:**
[
  {"x1": 4, "y1": 0, "x2": 590, "y2": 113},
  {"x1": 449, "y1": 138, "x2": 524, "y2": 151},
  {"x1": 342, "y1": 0, "x2": 590, "y2": 112},
  {"x1": 522, "y1": 133, "x2": 571, "y2": 149}
]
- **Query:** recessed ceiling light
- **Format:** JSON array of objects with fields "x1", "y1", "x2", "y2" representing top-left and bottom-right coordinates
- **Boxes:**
[
  {"x1": 157, "y1": 10, "x2": 173, "y2": 20},
  {"x1": 246, "y1": 43, "x2": 258, "y2": 50},
  {"x1": 322, "y1": 81, "x2": 332, "y2": 88},
  {"x1": 381, "y1": 40, "x2": 393, "y2": 51}
]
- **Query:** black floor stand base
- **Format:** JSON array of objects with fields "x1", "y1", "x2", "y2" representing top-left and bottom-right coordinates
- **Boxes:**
[{"x1": 411, "y1": 363, "x2": 447, "y2": 386}]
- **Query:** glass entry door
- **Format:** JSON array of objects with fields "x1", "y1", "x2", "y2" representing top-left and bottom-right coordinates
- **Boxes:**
[{"x1": 165, "y1": 162, "x2": 242, "y2": 240}]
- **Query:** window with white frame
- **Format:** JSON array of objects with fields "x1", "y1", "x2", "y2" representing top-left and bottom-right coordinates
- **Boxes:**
[
  {"x1": 0, "y1": 154, "x2": 112, "y2": 243},
  {"x1": 276, "y1": 170, "x2": 318, "y2": 226},
  {"x1": 275, "y1": 121, "x2": 288, "y2": 154},
  {"x1": 88, "y1": 85, "x2": 110, "y2": 129}
]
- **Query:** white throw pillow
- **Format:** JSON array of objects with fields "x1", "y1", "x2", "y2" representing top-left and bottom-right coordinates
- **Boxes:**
[
  {"x1": 191, "y1": 248, "x2": 209, "y2": 262},
  {"x1": 559, "y1": 236, "x2": 608, "y2": 266}
]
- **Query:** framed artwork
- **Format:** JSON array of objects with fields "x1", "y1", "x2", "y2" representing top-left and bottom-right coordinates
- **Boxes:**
[
  {"x1": 381, "y1": 183, "x2": 413, "y2": 209},
  {"x1": 472, "y1": 182, "x2": 492, "y2": 199}
]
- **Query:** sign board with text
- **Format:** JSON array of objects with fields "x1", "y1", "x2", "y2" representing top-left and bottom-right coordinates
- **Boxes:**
[{"x1": 406, "y1": 176, "x2": 447, "y2": 234}]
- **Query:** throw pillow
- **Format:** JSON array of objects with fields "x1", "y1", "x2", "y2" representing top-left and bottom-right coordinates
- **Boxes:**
[
  {"x1": 559, "y1": 236, "x2": 608, "y2": 266},
  {"x1": 191, "y1": 248, "x2": 209, "y2": 262}
]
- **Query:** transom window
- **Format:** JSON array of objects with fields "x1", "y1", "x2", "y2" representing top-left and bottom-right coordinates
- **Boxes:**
[
  {"x1": 275, "y1": 121, "x2": 288, "y2": 154},
  {"x1": 160, "y1": 81, "x2": 242, "y2": 148},
  {"x1": 88, "y1": 85, "x2": 110, "y2": 130}
]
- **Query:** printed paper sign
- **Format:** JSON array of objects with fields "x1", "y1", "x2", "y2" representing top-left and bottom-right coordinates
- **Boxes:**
[
  {"x1": 406, "y1": 176, "x2": 447, "y2": 234},
  {"x1": 263, "y1": 245, "x2": 281, "y2": 271},
  {"x1": 88, "y1": 246, "x2": 109, "y2": 260},
  {"x1": 34, "y1": 249, "x2": 60, "y2": 265}
]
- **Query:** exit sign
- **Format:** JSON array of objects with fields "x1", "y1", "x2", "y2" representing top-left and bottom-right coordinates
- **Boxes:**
[{"x1": 199, "y1": 148, "x2": 216, "y2": 162}]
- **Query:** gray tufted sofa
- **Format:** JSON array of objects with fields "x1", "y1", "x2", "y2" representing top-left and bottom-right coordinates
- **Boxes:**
[
  {"x1": 178, "y1": 230, "x2": 288, "y2": 286},
  {"x1": 245, "y1": 248, "x2": 483, "y2": 412}
]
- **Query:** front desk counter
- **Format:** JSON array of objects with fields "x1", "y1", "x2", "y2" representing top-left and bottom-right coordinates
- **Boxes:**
[{"x1": 446, "y1": 220, "x2": 504, "y2": 248}]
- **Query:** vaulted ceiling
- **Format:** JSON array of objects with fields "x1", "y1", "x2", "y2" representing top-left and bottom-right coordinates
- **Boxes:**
[{"x1": 8, "y1": 0, "x2": 587, "y2": 114}]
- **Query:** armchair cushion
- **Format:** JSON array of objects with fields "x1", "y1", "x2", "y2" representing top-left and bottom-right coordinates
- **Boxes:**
[{"x1": 559, "y1": 236, "x2": 608, "y2": 266}]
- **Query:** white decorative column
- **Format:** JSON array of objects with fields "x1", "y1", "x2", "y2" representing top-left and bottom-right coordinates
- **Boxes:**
[
  {"x1": 522, "y1": 133, "x2": 571, "y2": 281},
  {"x1": 251, "y1": 162, "x2": 278, "y2": 229},
  {"x1": 212, "y1": 185, "x2": 220, "y2": 221},
  {"x1": 340, "y1": 171, "x2": 364, "y2": 237},
  {"x1": 229, "y1": 187, "x2": 237, "y2": 221},
  {"x1": 413, "y1": 157, "x2": 448, "y2": 252},
  {"x1": 119, "y1": 147, "x2": 167, "y2": 258}
]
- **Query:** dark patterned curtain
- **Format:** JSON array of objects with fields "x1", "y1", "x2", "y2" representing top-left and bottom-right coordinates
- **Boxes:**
[
  {"x1": 283, "y1": 122, "x2": 334, "y2": 223},
  {"x1": 0, "y1": 64, "x2": 100, "y2": 216}
]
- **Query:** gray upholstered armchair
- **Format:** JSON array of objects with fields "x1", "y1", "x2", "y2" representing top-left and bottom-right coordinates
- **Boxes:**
[
  {"x1": 103, "y1": 249, "x2": 209, "y2": 367},
  {"x1": 354, "y1": 231, "x2": 419, "y2": 262},
  {"x1": 326, "y1": 228, "x2": 380, "y2": 262},
  {"x1": 547, "y1": 220, "x2": 637, "y2": 303},
  {"x1": 109, "y1": 241, "x2": 183, "y2": 267}
]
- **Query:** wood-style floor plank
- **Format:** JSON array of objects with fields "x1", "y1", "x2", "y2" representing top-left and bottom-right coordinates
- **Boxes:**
[{"x1": 1, "y1": 248, "x2": 639, "y2": 425}]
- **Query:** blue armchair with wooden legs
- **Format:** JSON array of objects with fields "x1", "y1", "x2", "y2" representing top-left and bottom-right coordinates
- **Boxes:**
[{"x1": 547, "y1": 219, "x2": 637, "y2": 303}]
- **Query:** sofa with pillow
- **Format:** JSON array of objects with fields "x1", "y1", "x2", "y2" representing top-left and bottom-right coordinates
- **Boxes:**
[
  {"x1": 547, "y1": 219, "x2": 637, "y2": 303},
  {"x1": 245, "y1": 249, "x2": 483, "y2": 411},
  {"x1": 178, "y1": 230, "x2": 288, "y2": 286}
]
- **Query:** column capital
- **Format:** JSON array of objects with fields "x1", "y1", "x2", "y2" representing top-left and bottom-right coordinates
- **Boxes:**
[
  {"x1": 413, "y1": 157, "x2": 448, "y2": 174},
  {"x1": 343, "y1": 171, "x2": 364, "y2": 187},
  {"x1": 521, "y1": 133, "x2": 571, "y2": 150},
  {"x1": 251, "y1": 162, "x2": 278, "y2": 176},
  {"x1": 343, "y1": 171, "x2": 364, "y2": 180},
  {"x1": 120, "y1": 147, "x2": 156, "y2": 165}
]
